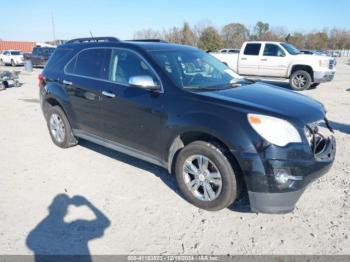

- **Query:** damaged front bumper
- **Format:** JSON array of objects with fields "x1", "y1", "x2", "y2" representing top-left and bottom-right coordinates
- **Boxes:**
[{"x1": 239, "y1": 121, "x2": 336, "y2": 214}]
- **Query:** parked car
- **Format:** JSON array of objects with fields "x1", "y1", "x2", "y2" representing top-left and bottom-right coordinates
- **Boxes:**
[
  {"x1": 0, "y1": 50, "x2": 24, "y2": 66},
  {"x1": 39, "y1": 37, "x2": 336, "y2": 213},
  {"x1": 331, "y1": 51, "x2": 341, "y2": 58},
  {"x1": 219, "y1": 48, "x2": 240, "y2": 54},
  {"x1": 24, "y1": 47, "x2": 55, "y2": 67},
  {"x1": 211, "y1": 41, "x2": 336, "y2": 91}
]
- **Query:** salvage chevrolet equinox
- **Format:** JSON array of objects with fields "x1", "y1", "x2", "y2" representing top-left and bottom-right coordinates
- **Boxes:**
[{"x1": 39, "y1": 37, "x2": 336, "y2": 213}]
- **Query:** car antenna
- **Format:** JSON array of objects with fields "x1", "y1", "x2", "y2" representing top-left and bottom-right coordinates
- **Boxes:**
[{"x1": 89, "y1": 31, "x2": 97, "y2": 42}]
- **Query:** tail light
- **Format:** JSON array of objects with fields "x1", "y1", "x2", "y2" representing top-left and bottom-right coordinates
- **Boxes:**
[{"x1": 38, "y1": 73, "x2": 45, "y2": 88}]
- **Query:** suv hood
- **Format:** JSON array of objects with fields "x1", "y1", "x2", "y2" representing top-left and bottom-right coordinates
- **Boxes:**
[
  {"x1": 296, "y1": 53, "x2": 333, "y2": 61},
  {"x1": 197, "y1": 82, "x2": 325, "y2": 125}
]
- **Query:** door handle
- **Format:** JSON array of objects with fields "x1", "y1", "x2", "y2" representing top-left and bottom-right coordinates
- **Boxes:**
[
  {"x1": 102, "y1": 91, "x2": 116, "y2": 98},
  {"x1": 63, "y1": 80, "x2": 73, "y2": 85},
  {"x1": 241, "y1": 58, "x2": 247, "y2": 60},
  {"x1": 261, "y1": 58, "x2": 268, "y2": 61}
]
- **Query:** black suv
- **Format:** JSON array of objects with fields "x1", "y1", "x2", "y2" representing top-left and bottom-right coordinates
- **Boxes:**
[
  {"x1": 25, "y1": 47, "x2": 56, "y2": 67},
  {"x1": 39, "y1": 37, "x2": 336, "y2": 213}
]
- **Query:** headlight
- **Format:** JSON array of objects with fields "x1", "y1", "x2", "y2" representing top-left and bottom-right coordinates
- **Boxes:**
[
  {"x1": 247, "y1": 114, "x2": 302, "y2": 147},
  {"x1": 304, "y1": 126, "x2": 313, "y2": 146},
  {"x1": 319, "y1": 60, "x2": 328, "y2": 67}
]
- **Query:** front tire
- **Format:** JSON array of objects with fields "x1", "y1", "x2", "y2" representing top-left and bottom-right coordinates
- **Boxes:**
[
  {"x1": 289, "y1": 70, "x2": 312, "y2": 91},
  {"x1": 175, "y1": 141, "x2": 238, "y2": 211},
  {"x1": 46, "y1": 106, "x2": 78, "y2": 148},
  {"x1": 11, "y1": 60, "x2": 16, "y2": 67}
]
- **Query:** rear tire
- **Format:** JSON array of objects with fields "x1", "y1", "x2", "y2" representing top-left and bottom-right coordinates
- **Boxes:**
[
  {"x1": 289, "y1": 70, "x2": 312, "y2": 91},
  {"x1": 175, "y1": 141, "x2": 238, "y2": 211},
  {"x1": 46, "y1": 106, "x2": 78, "y2": 148}
]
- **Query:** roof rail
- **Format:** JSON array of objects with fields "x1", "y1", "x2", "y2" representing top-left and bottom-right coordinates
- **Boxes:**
[
  {"x1": 66, "y1": 37, "x2": 120, "y2": 44},
  {"x1": 129, "y1": 39, "x2": 168, "y2": 43}
]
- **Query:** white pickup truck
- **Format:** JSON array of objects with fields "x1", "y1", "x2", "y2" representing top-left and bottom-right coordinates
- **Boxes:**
[{"x1": 211, "y1": 41, "x2": 336, "y2": 91}]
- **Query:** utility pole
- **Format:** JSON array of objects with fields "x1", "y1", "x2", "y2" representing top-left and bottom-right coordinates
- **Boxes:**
[{"x1": 51, "y1": 11, "x2": 56, "y2": 42}]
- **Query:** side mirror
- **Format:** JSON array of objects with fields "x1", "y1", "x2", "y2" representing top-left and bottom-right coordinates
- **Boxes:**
[{"x1": 128, "y1": 75, "x2": 160, "y2": 91}]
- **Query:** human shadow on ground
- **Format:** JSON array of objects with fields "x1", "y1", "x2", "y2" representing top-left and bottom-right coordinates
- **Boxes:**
[
  {"x1": 79, "y1": 140, "x2": 252, "y2": 213},
  {"x1": 26, "y1": 194, "x2": 110, "y2": 262}
]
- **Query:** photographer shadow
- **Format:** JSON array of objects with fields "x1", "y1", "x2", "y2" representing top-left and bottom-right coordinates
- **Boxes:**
[{"x1": 26, "y1": 194, "x2": 110, "y2": 262}]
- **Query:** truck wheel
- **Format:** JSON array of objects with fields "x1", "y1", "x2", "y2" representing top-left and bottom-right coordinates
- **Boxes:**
[
  {"x1": 175, "y1": 141, "x2": 238, "y2": 211},
  {"x1": 47, "y1": 106, "x2": 78, "y2": 148},
  {"x1": 0, "y1": 59, "x2": 4, "y2": 66},
  {"x1": 289, "y1": 70, "x2": 312, "y2": 91},
  {"x1": 11, "y1": 60, "x2": 16, "y2": 67}
]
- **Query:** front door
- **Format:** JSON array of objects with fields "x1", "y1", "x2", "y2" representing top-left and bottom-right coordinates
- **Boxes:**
[
  {"x1": 100, "y1": 48, "x2": 165, "y2": 159},
  {"x1": 259, "y1": 43, "x2": 289, "y2": 77}
]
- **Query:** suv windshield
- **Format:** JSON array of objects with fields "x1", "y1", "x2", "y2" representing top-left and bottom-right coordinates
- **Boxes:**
[
  {"x1": 280, "y1": 43, "x2": 300, "y2": 55},
  {"x1": 150, "y1": 49, "x2": 242, "y2": 90},
  {"x1": 10, "y1": 51, "x2": 21, "y2": 55}
]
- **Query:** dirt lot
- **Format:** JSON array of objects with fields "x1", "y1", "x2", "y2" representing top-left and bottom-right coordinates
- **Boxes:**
[{"x1": 0, "y1": 58, "x2": 349, "y2": 256}]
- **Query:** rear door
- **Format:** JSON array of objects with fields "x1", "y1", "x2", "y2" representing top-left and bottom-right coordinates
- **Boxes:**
[
  {"x1": 238, "y1": 43, "x2": 262, "y2": 76},
  {"x1": 64, "y1": 48, "x2": 108, "y2": 136},
  {"x1": 259, "y1": 43, "x2": 288, "y2": 77}
]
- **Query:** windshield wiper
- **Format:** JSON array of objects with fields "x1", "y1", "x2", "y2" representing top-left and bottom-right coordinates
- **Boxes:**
[{"x1": 184, "y1": 79, "x2": 255, "y2": 91}]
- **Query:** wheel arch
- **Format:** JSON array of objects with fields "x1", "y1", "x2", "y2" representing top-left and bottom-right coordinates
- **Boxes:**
[
  {"x1": 289, "y1": 64, "x2": 314, "y2": 81},
  {"x1": 42, "y1": 82, "x2": 71, "y2": 118},
  {"x1": 167, "y1": 131, "x2": 246, "y2": 193}
]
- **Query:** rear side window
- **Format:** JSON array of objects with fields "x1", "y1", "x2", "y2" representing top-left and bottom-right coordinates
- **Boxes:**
[
  {"x1": 45, "y1": 48, "x2": 74, "y2": 72},
  {"x1": 244, "y1": 44, "x2": 261, "y2": 56},
  {"x1": 70, "y1": 49, "x2": 108, "y2": 79}
]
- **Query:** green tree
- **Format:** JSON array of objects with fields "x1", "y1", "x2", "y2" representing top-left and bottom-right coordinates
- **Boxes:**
[
  {"x1": 221, "y1": 23, "x2": 249, "y2": 48},
  {"x1": 198, "y1": 26, "x2": 224, "y2": 51}
]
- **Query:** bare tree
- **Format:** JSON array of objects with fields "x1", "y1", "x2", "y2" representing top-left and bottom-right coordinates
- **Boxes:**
[
  {"x1": 251, "y1": 21, "x2": 270, "y2": 40},
  {"x1": 133, "y1": 29, "x2": 161, "y2": 40},
  {"x1": 133, "y1": 21, "x2": 350, "y2": 51},
  {"x1": 181, "y1": 21, "x2": 196, "y2": 45}
]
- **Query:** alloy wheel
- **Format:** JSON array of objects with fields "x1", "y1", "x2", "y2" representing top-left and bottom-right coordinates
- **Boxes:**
[
  {"x1": 49, "y1": 113, "x2": 66, "y2": 143},
  {"x1": 182, "y1": 154, "x2": 223, "y2": 201},
  {"x1": 293, "y1": 74, "x2": 307, "y2": 89}
]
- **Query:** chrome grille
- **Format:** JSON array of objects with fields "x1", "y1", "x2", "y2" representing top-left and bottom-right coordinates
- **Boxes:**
[{"x1": 329, "y1": 59, "x2": 335, "y2": 69}]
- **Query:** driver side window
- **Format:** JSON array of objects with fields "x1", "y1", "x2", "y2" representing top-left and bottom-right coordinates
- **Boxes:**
[
  {"x1": 263, "y1": 44, "x2": 285, "y2": 57},
  {"x1": 108, "y1": 49, "x2": 159, "y2": 86}
]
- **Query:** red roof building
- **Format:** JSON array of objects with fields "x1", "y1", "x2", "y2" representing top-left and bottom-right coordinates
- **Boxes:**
[{"x1": 0, "y1": 41, "x2": 36, "y2": 52}]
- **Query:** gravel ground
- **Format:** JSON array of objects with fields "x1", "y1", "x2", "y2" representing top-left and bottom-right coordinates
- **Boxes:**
[{"x1": 0, "y1": 58, "x2": 349, "y2": 256}]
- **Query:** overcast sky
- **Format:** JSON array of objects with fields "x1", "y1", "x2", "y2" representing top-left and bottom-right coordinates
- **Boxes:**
[{"x1": 1, "y1": 0, "x2": 350, "y2": 42}]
